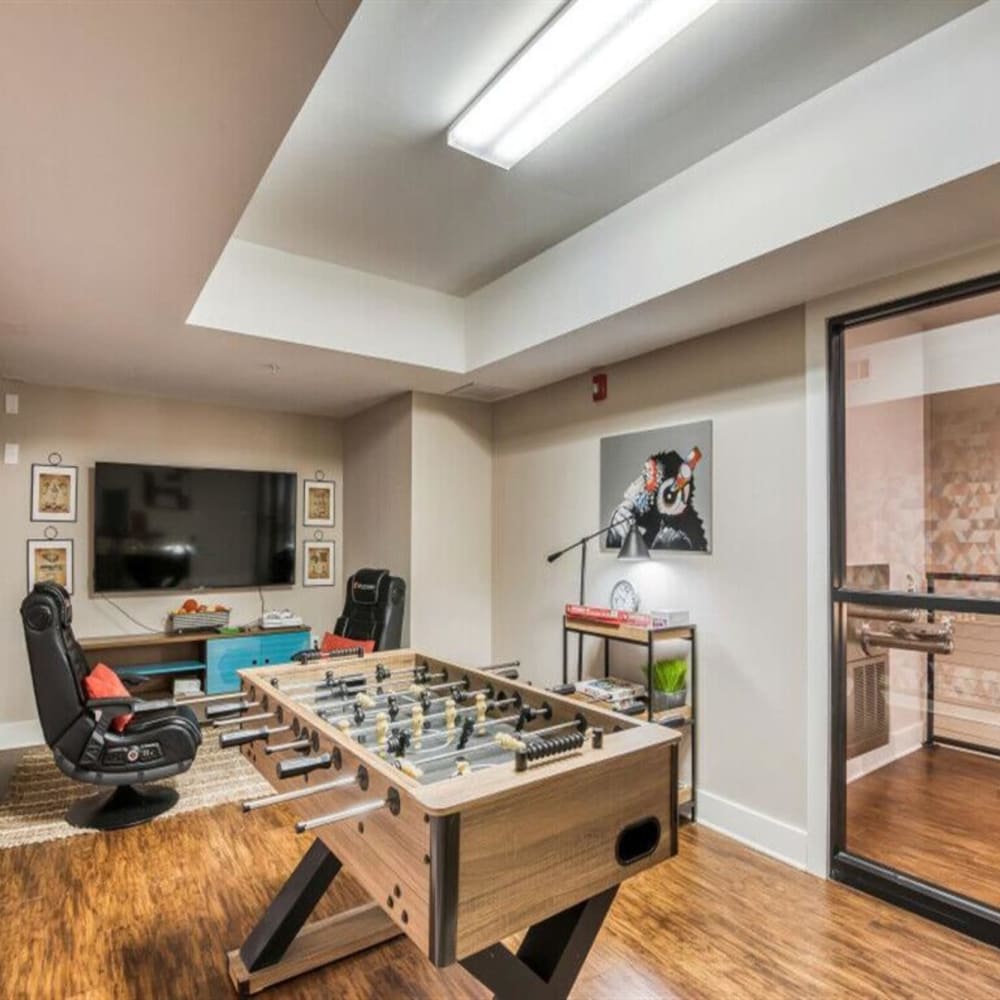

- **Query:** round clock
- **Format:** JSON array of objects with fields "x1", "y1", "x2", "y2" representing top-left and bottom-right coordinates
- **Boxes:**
[{"x1": 610, "y1": 579, "x2": 640, "y2": 613}]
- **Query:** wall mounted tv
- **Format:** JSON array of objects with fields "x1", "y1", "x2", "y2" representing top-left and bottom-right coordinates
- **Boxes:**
[{"x1": 93, "y1": 462, "x2": 296, "y2": 592}]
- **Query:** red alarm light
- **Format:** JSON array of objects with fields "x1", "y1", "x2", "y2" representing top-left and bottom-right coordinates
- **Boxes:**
[{"x1": 592, "y1": 373, "x2": 607, "y2": 402}]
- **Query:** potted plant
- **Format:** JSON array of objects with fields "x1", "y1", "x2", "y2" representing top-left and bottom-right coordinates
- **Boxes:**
[{"x1": 651, "y1": 658, "x2": 687, "y2": 711}]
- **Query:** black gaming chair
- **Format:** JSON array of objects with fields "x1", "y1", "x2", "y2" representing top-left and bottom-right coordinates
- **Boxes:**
[
  {"x1": 334, "y1": 568, "x2": 406, "y2": 651},
  {"x1": 19, "y1": 582, "x2": 202, "y2": 830}
]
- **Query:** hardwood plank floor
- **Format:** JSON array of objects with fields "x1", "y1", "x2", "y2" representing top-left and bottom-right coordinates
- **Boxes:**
[
  {"x1": 847, "y1": 744, "x2": 1000, "y2": 908},
  {"x1": 1, "y1": 802, "x2": 998, "y2": 999}
]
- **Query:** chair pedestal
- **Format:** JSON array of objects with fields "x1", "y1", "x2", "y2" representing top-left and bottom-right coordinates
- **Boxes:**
[{"x1": 67, "y1": 784, "x2": 179, "y2": 831}]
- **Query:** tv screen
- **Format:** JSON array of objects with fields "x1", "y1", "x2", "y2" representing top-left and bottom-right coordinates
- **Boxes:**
[{"x1": 93, "y1": 462, "x2": 296, "y2": 591}]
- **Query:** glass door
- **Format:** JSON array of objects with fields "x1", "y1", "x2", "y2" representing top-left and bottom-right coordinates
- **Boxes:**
[{"x1": 829, "y1": 272, "x2": 1000, "y2": 946}]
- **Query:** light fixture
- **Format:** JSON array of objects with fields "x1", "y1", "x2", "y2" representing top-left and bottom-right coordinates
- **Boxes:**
[
  {"x1": 447, "y1": 0, "x2": 718, "y2": 169},
  {"x1": 618, "y1": 522, "x2": 651, "y2": 561}
]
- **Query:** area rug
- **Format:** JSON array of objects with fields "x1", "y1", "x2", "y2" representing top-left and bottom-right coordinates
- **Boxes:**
[{"x1": 0, "y1": 738, "x2": 272, "y2": 849}]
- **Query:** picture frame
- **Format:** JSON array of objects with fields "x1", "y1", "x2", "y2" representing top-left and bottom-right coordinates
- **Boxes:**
[
  {"x1": 600, "y1": 419, "x2": 713, "y2": 554},
  {"x1": 27, "y1": 538, "x2": 74, "y2": 594},
  {"x1": 303, "y1": 540, "x2": 335, "y2": 587},
  {"x1": 303, "y1": 479, "x2": 335, "y2": 527},
  {"x1": 31, "y1": 463, "x2": 78, "y2": 522}
]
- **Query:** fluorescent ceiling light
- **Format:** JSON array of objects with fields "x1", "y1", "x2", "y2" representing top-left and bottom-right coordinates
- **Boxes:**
[{"x1": 448, "y1": 0, "x2": 718, "y2": 170}]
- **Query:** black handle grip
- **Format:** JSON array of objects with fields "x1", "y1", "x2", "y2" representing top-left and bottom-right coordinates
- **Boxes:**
[
  {"x1": 277, "y1": 753, "x2": 333, "y2": 779},
  {"x1": 219, "y1": 727, "x2": 269, "y2": 749},
  {"x1": 619, "y1": 701, "x2": 647, "y2": 716},
  {"x1": 205, "y1": 700, "x2": 248, "y2": 719}
]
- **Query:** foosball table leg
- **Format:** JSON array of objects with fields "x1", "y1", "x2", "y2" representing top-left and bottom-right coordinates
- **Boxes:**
[
  {"x1": 227, "y1": 838, "x2": 401, "y2": 997},
  {"x1": 459, "y1": 886, "x2": 618, "y2": 1000}
]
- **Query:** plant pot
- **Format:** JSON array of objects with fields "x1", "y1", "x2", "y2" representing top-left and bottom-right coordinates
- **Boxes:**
[{"x1": 651, "y1": 687, "x2": 687, "y2": 711}]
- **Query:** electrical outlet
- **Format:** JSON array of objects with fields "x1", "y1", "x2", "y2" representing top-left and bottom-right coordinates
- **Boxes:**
[
  {"x1": 3, "y1": 442, "x2": 19, "y2": 464},
  {"x1": 4, "y1": 393, "x2": 18, "y2": 415}
]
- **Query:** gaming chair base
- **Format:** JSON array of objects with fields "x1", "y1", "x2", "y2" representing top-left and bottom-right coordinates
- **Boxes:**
[{"x1": 67, "y1": 783, "x2": 179, "y2": 830}]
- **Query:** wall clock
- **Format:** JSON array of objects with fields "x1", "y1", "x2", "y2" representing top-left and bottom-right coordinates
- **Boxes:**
[{"x1": 610, "y1": 579, "x2": 639, "y2": 612}]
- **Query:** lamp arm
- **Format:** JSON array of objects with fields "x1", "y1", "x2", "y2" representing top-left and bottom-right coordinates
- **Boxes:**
[{"x1": 545, "y1": 512, "x2": 635, "y2": 563}]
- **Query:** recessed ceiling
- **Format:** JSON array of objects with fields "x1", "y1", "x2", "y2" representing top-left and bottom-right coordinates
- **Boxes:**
[{"x1": 235, "y1": 0, "x2": 980, "y2": 296}]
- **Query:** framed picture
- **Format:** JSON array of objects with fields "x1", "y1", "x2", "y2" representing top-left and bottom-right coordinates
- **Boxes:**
[
  {"x1": 31, "y1": 463, "x2": 78, "y2": 522},
  {"x1": 27, "y1": 538, "x2": 74, "y2": 594},
  {"x1": 600, "y1": 419, "x2": 713, "y2": 553},
  {"x1": 303, "y1": 479, "x2": 335, "y2": 527},
  {"x1": 303, "y1": 540, "x2": 335, "y2": 587}
]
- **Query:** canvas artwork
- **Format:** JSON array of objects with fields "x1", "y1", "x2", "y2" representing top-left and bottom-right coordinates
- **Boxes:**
[
  {"x1": 303, "y1": 479, "x2": 335, "y2": 527},
  {"x1": 303, "y1": 540, "x2": 335, "y2": 587},
  {"x1": 27, "y1": 539, "x2": 74, "y2": 594},
  {"x1": 31, "y1": 463, "x2": 78, "y2": 522},
  {"x1": 600, "y1": 420, "x2": 712, "y2": 553}
]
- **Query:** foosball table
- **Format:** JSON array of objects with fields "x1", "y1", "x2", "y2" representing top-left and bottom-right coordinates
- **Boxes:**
[{"x1": 212, "y1": 649, "x2": 680, "y2": 999}]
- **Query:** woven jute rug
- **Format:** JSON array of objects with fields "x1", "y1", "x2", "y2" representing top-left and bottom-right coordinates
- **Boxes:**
[{"x1": 0, "y1": 738, "x2": 272, "y2": 849}]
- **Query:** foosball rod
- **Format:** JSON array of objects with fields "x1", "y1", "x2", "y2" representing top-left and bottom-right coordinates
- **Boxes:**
[
  {"x1": 265, "y1": 738, "x2": 311, "y2": 755},
  {"x1": 212, "y1": 712, "x2": 276, "y2": 728},
  {"x1": 274, "y1": 663, "x2": 441, "y2": 695},
  {"x1": 219, "y1": 724, "x2": 292, "y2": 749},
  {"x1": 242, "y1": 774, "x2": 358, "y2": 812},
  {"x1": 296, "y1": 673, "x2": 450, "y2": 705},
  {"x1": 295, "y1": 796, "x2": 395, "y2": 833},
  {"x1": 402, "y1": 719, "x2": 585, "y2": 767}
]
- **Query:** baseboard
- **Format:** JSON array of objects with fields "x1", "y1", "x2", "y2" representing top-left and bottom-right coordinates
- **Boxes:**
[
  {"x1": 846, "y1": 722, "x2": 923, "y2": 783},
  {"x1": 697, "y1": 790, "x2": 809, "y2": 871},
  {"x1": 0, "y1": 720, "x2": 43, "y2": 751}
]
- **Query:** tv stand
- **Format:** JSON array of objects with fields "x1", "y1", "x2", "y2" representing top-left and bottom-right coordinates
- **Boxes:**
[{"x1": 79, "y1": 626, "x2": 311, "y2": 697}]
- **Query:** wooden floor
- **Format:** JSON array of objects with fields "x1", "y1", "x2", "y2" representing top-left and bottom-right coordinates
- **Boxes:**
[
  {"x1": 847, "y1": 743, "x2": 1000, "y2": 909},
  {"x1": 1, "y1": 803, "x2": 999, "y2": 1000}
]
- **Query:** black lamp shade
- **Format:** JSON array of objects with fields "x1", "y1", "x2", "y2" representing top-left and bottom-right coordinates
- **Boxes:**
[{"x1": 618, "y1": 523, "x2": 650, "y2": 561}]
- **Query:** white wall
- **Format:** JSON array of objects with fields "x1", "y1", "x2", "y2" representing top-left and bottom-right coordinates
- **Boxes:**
[
  {"x1": 342, "y1": 394, "x2": 413, "y2": 643},
  {"x1": 410, "y1": 393, "x2": 493, "y2": 665},
  {"x1": 492, "y1": 309, "x2": 809, "y2": 866},
  {"x1": 0, "y1": 382, "x2": 343, "y2": 743}
]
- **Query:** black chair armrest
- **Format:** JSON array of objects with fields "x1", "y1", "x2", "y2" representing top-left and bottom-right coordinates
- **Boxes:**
[{"x1": 117, "y1": 671, "x2": 148, "y2": 688}]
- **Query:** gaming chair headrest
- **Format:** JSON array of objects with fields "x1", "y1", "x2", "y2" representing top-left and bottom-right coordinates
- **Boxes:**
[
  {"x1": 349, "y1": 568, "x2": 390, "y2": 606},
  {"x1": 21, "y1": 582, "x2": 73, "y2": 632}
]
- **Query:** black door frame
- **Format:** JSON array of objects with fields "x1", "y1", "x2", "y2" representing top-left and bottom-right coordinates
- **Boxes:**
[{"x1": 827, "y1": 267, "x2": 1000, "y2": 948}]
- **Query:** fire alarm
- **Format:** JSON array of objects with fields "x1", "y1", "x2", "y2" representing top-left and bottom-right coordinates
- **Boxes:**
[{"x1": 592, "y1": 373, "x2": 607, "y2": 402}]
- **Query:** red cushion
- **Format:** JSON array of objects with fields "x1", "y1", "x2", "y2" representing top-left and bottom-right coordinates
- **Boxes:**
[
  {"x1": 82, "y1": 663, "x2": 134, "y2": 733},
  {"x1": 320, "y1": 632, "x2": 375, "y2": 655}
]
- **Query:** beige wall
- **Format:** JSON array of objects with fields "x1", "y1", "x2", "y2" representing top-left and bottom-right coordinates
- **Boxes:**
[
  {"x1": 342, "y1": 392, "x2": 493, "y2": 663},
  {"x1": 0, "y1": 383, "x2": 342, "y2": 736},
  {"x1": 342, "y1": 394, "x2": 413, "y2": 643},
  {"x1": 492, "y1": 309, "x2": 808, "y2": 837},
  {"x1": 410, "y1": 393, "x2": 492, "y2": 664}
]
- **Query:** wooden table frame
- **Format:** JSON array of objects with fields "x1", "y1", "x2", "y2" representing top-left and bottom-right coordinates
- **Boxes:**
[{"x1": 562, "y1": 617, "x2": 697, "y2": 819}]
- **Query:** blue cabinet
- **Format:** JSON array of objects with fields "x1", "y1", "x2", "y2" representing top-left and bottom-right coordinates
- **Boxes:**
[{"x1": 205, "y1": 629, "x2": 310, "y2": 694}]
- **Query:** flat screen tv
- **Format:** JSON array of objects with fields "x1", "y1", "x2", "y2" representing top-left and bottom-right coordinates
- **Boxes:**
[{"x1": 93, "y1": 462, "x2": 296, "y2": 592}]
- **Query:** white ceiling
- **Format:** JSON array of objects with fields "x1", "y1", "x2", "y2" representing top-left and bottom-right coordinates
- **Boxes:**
[
  {"x1": 235, "y1": 0, "x2": 980, "y2": 296},
  {"x1": 1, "y1": 0, "x2": 996, "y2": 420}
]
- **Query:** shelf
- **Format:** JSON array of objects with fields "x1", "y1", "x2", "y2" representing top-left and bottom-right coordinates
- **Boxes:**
[{"x1": 116, "y1": 660, "x2": 206, "y2": 677}]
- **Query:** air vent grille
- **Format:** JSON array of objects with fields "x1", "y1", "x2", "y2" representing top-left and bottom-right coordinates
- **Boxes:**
[{"x1": 446, "y1": 382, "x2": 517, "y2": 403}]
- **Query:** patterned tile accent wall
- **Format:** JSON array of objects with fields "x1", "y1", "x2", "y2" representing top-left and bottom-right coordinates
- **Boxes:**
[{"x1": 926, "y1": 384, "x2": 1000, "y2": 578}]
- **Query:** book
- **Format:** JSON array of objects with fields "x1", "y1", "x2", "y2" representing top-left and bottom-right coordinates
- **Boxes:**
[{"x1": 575, "y1": 676, "x2": 645, "y2": 705}]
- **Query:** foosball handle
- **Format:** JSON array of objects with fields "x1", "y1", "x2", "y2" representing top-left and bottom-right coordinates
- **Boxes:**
[
  {"x1": 205, "y1": 700, "x2": 252, "y2": 719},
  {"x1": 219, "y1": 726, "x2": 269, "y2": 749},
  {"x1": 276, "y1": 751, "x2": 338, "y2": 779},
  {"x1": 548, "y1": 683, "x2": 576, "y2": 696}
]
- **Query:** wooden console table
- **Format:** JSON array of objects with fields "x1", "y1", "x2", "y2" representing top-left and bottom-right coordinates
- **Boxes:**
[
  {"x1": 79, "y1": 626, "x2": 311, "y2": 696},
  {"x1": 562, "y1": 616, "x2": 697, "y2": 818}
]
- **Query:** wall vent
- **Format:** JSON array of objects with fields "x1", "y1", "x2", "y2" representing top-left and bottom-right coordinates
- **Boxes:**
[
  {"x1": 446, "y1": 382, "x2": 517, "y2": 403},
  {"x1": 846, "y1": 656, "x2": 889, "y2": 759}
]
